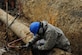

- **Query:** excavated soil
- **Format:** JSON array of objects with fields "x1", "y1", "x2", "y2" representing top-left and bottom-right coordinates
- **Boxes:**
[
  {"x1": 0, "y1": 0, "x2": 82, "y2": 55},
  {"x1": 20, "y1": 0, "x2": 82, "y2": 55}
]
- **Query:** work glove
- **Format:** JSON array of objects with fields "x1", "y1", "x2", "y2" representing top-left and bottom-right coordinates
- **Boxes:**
[
  {"x1": 18, "y1": 42, "x2": 32, "y2": 49},
  {"x1": 26, "y1": 42, "x2": 33, "y2": 48},
  {"x1": 32, "y1": 45, "x2": 39, "y2": 50}
]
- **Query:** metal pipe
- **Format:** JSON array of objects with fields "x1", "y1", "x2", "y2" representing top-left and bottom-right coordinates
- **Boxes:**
[{"x1": 0, "y1": 8, "x2": 33, "y2": 43}]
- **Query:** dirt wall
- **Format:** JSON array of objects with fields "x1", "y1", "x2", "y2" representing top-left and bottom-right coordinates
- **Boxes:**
[{"x1": 19, "y1": 0, "x2": 82, "y2": 55}]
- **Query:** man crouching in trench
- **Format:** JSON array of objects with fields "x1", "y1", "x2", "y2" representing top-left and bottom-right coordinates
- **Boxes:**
[{"x1": 22, "y1": 21, "x2": 71, "y2": 55}]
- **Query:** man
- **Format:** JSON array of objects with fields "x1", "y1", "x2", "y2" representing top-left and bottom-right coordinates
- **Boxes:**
[{"x1": 22, "y1": 21, "x2": 71, "y2": 55}]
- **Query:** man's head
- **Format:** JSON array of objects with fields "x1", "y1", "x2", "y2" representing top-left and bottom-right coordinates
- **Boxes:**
[
  {"x1": 30, "y1": 21, "x2": 48, "y2": 36},
  {"x1": 30, "y1": 22, "x2": 40, "y2": 36}
]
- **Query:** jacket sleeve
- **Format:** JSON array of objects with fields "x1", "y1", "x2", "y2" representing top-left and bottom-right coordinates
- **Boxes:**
[
  {"x1": 37, "y1": 30, "x2": 58, "y2": 50},
  {"x1": 29, "y1": 34, "x2": 41, "y2": 45}
]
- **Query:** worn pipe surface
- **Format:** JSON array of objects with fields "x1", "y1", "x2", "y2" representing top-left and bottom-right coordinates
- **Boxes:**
[{"x1": 0, "y1": 9, "x2": 32, "y2": 43}]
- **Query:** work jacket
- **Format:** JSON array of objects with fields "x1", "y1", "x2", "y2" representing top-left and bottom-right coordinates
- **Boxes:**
[{"x1": 30, "y1": 21, "x2": 70, "y2": 52}]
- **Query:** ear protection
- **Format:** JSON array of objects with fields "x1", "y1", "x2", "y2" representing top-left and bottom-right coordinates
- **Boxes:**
[
  {"x1": 38, "y1": 22, "x2": 48, "y2": 35},
  {"x1": 38, "y1": 22, "x2": 44, "y2": 35}
]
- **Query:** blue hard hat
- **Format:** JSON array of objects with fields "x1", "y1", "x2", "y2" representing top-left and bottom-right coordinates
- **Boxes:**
[{"x1": 30, "y1": 22, "x2": 40, "y2": 35}]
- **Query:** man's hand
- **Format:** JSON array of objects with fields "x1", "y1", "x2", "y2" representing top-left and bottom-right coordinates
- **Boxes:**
[
  {"x1": 18, "y1": 42, "x2": 32, "y2": 49},
  {"x1": 32, "y1": 45, "x2": 39, "y2": 50}
]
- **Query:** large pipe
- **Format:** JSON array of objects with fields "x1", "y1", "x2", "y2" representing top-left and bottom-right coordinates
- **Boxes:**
[{"x1": 0, "y1": 9, "x2": 32, "y2": 43}]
